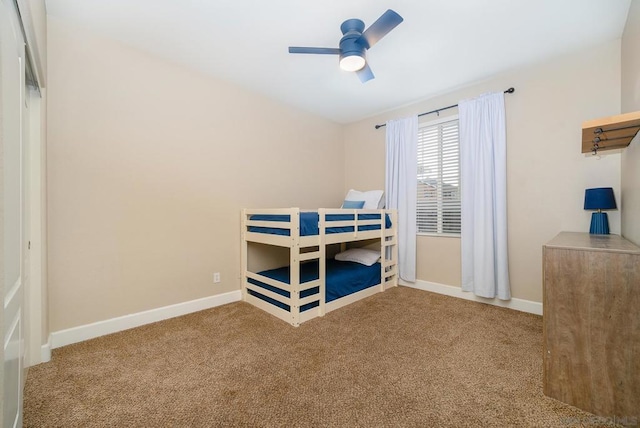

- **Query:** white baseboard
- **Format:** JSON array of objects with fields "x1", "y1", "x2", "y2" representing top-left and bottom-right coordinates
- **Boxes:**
[
  {"x1": 50, "y1": 290, "x2": 242, "y2": 350},
  {"x1": 400, "y1": 279, "x2": 542, "y2": 315},
  {"x1": 41, "y1": 339, "x2": 51, "y2": 363}
]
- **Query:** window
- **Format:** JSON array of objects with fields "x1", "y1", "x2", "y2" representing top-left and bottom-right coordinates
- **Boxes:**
[{"x1": 417, "y1": 117, "x2": 460, "y2": 235}]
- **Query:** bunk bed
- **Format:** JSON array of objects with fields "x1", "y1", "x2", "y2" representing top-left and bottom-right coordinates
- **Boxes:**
[{"x1": 240, "y1": 208, "x2": 398, "y2": 326}]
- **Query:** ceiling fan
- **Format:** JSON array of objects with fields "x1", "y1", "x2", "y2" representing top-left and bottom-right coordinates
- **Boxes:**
[{"x1": 288, "y1": 9, "x2": 404, "y2": 83}]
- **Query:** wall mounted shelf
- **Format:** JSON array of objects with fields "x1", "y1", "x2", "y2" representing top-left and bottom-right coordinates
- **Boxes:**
[{"x1": 582, "y1": 111, "x2": 640, "y2": 154}]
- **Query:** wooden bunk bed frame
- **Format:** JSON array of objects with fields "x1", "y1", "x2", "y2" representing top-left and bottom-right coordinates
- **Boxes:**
[{"x1": 240, "y1": 208, "x2": 398, "y2": 326}]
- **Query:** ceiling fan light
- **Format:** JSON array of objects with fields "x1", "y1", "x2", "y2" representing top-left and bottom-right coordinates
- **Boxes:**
[{"x1": 340, "y1": 54, "x2": 365, "y2": 72}]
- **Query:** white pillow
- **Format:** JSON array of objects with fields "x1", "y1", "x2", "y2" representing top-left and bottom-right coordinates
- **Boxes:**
[
  {"x1": 344, "y1": 189, "x2": 385, "y2": 209},
  {"x1": 335, "y1": 248, "x2": 381, "y2": 266}
]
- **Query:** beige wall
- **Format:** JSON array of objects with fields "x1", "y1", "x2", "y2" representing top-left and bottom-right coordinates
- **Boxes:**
[
  {"x1": 621, "y1": 0, "x2": 640, "y2": 246},
  {"x1": 47, "y1": 18, "x2": 344, "y2": 331},
  {"x1": 344, "y1": 40, "x2": 622, "y2": 302}
]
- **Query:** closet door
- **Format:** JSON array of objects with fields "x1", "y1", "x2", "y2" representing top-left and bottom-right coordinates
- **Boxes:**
[{"x1": 1, "y1": 0, "x2": 27, "y2": 426}]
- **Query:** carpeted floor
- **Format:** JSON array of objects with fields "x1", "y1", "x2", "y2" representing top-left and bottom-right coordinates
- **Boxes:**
[{"x1": 24, "y1": 286, "x2": 620, "y2": 427}]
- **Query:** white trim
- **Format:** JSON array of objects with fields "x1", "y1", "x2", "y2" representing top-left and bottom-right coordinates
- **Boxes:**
[
  {"x1": 40, "y1": 338, "x2": 51, "y2": 363},
  {"x1": 50, "y1": 291, "x2": 242, "y2": 349},
  {"x1": 400, "y1": 279, "x2": 542, "y2": 315}
]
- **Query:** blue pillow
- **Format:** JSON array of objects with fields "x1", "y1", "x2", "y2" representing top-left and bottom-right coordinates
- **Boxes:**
[{"x1": 342, "y1": 200, "x2": 365, "y2": 209}]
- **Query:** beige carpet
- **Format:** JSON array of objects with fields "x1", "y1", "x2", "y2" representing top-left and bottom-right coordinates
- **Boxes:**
[{"x1": 24, "y1": 286, "x2": 620, "y2": 427}]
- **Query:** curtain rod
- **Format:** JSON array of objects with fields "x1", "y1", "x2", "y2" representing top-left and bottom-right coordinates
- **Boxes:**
[{"x1": 374, "y1": 87, "x2": 515, "y2": 129}]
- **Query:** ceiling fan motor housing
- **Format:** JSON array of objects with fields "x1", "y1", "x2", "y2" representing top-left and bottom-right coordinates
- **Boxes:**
[{"x1": 339, "y1": 18, "x2": 367, "y2": 65}]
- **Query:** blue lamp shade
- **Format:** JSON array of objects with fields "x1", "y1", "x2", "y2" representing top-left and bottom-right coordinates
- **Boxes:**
[
  {"x1": 584, "y1": 187, "x2": 616, "y2": 234},
  {"x1": 584, "y1": 187, "x2": 617, "y2": 210}
]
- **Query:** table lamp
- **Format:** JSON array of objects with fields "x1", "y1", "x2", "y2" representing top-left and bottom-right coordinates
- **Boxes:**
[{"x1": 584, "y1": 187, "x2": 616, "y2": 234}]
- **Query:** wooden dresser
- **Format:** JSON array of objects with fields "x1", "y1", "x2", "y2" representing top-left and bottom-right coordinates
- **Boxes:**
[{"x1": 543, "y1": 232, "x2": 640, "y2": 421}]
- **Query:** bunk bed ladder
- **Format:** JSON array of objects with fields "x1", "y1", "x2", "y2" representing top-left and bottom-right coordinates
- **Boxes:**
[
  {"x1": 289, "y1": 208, "x2": 301, "y2": 326},
  {"x1": 391, "y1": 210, "x2": 399, "y2": 286},
  {"x1": 379, "y1": 211, "x2": 386, "y2": 292},
  {"x1": 318, "y1": 209, "x2": 327, "y2": 317},
  {"x1": 382, "y1": 210, "x2": 399, "y2": 288}
]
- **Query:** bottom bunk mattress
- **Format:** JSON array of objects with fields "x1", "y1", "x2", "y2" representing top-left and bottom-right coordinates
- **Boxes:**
[{"x1": 247, "y1": 258, "x2": 380, "y2": 313}]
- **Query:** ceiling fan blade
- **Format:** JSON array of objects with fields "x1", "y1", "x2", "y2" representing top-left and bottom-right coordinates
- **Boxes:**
[
  {"x1": 288, "y1": 47, "x2": 341, "y2": 55},
  {"x1": 356, "y1": 63, "x2": 375, "y2": 83},
  {"x1": 359, "y1": 9, "x2": 403, "y2": 49}
]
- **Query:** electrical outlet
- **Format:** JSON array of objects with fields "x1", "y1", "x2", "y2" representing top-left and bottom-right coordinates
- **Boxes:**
[{"x1": 213, "y1": 272, "x2": 221, "y2": 283}]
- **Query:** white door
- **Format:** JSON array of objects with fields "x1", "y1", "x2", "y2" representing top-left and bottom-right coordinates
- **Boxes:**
[{"x1": 1, "y1": 0, "x2": 27, "y2": 426}]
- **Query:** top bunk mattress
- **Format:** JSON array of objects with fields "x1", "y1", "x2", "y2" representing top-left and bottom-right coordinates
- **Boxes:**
[{"x1": 248, "y1": 212, "x2": 392, "y2": 236}]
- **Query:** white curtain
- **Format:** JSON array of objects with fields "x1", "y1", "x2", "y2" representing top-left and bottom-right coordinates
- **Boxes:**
[
  {"x1": 385, "y1": 116, "x2": 418, "y2": 282},
  {"x1": 459, "y1": 92, "x2": 511, "y2": 300}
]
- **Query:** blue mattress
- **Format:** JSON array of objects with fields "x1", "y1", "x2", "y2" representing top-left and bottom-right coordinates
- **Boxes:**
[
  {"x1": 248, "y1": 212, "x2": 392, "y2": 236},
  {"x1": 247, "y1": 259, "x2": 381, "y2": 313}
]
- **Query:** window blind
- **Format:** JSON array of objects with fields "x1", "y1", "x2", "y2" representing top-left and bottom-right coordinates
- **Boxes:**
[{"x1": 416, "y1": 118, "x2": 461, "y2": 235}]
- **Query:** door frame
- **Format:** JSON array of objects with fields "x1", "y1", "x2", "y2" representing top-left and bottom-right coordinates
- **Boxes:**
[{"x1": 25, "y1": 85, "x2": 46, "y2": 366}]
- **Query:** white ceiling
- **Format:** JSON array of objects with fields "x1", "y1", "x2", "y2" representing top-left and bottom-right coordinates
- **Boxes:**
[{"x1": 46, "y1": 0, "x2": 632, "y2": 123}]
